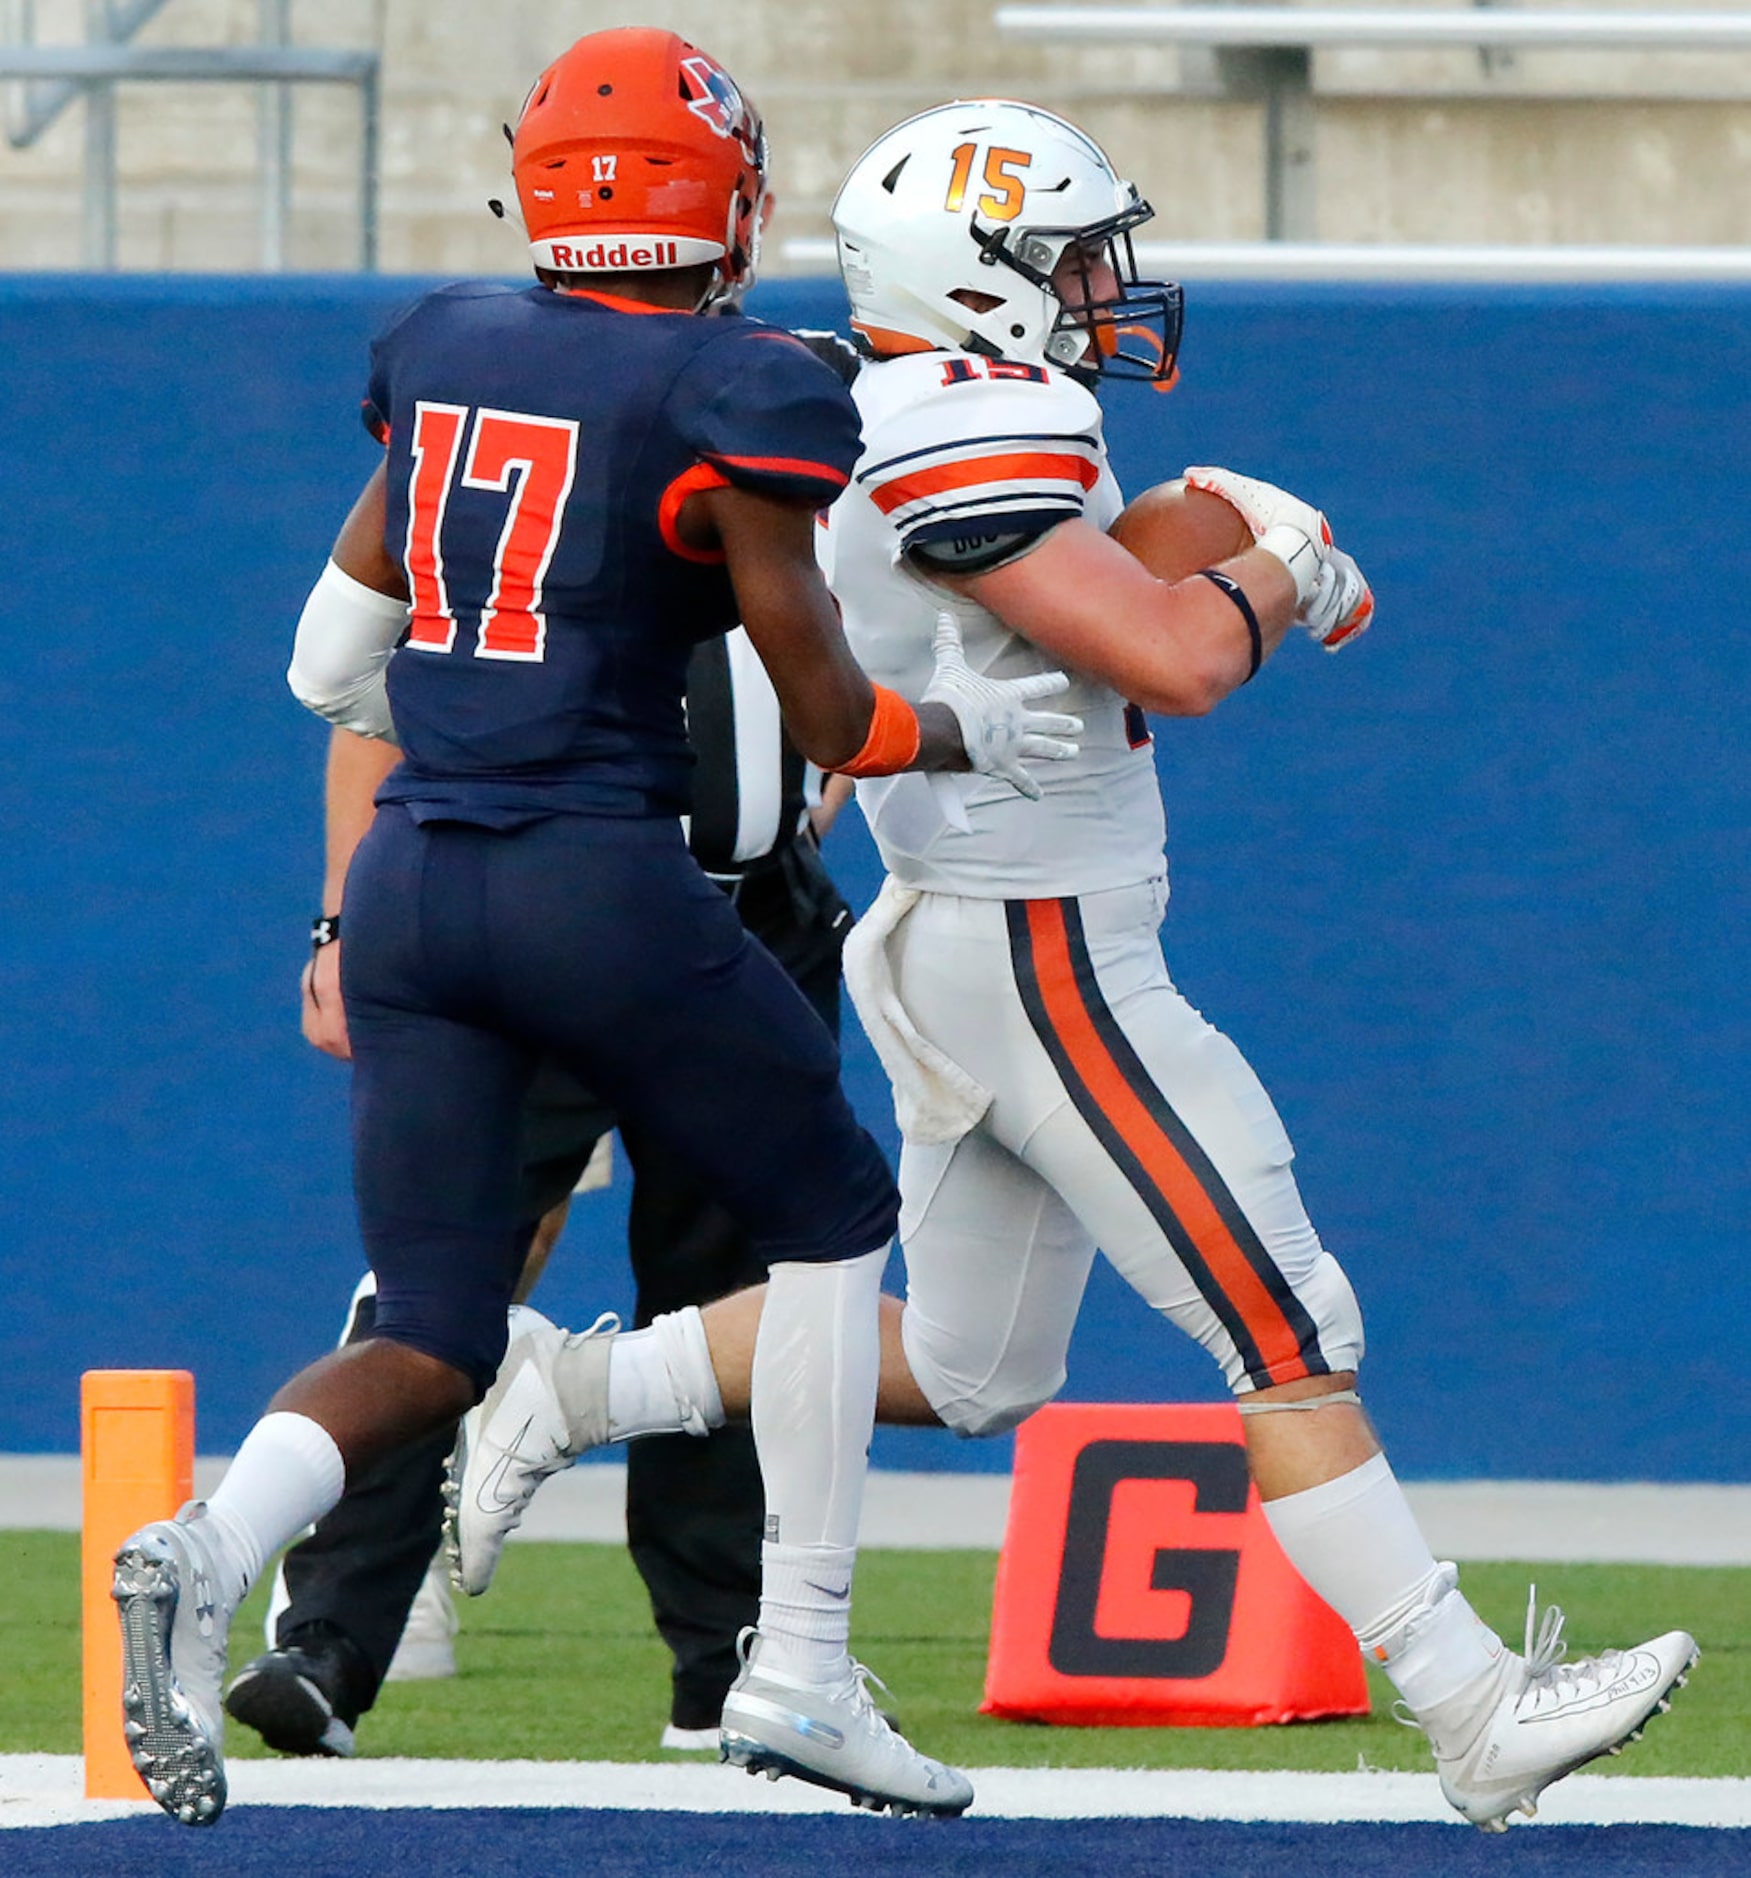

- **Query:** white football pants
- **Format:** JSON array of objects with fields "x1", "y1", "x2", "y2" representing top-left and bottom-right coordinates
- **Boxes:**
[{"x1": 877, "y1": 877, "x2": 1364, "y2": 1436}]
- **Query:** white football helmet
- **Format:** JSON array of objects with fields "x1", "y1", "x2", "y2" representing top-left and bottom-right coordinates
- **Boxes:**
[{"x1": 831, "y1": 100, "x2": 1182, "y2": 384}]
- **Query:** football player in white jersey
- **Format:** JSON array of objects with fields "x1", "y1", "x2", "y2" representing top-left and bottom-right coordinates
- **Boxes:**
[{"x1": 450, "y1": 101, "x2": 1696, "y2": 1831}]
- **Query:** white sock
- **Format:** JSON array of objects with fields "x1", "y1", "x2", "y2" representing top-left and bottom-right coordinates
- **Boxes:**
[
  {"x1": 204, "y1": 1411, "x2": 346, "y2": 1609},
  {"x1": 1262, "y1": 1453, "x2": 1435, "y2": 1632},
  {"x1": 1263, "y1": 1452, "x2": 1502, "y2": 1713},
  {"x1": 604, "y1": 1307, "x2": 725, "y2": 1440},
  {"x1": 755, "y1": 1541, "x2": 856, "y2": 1684},
  {"x1": 750, "y1": 1248, "x2": 884, "y2": 1684}
]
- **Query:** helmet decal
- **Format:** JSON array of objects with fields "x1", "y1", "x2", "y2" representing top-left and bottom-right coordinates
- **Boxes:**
[
  {"x1": 680, "y1": 55, "x2": 754, "y2": 149},
  {"x1": 944, "y1": 143, "x2": 1030, "y2": 222}
]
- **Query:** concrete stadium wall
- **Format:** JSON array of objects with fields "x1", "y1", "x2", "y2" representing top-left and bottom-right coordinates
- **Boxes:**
[
  {"x1": 0, "y1": 273, "x2": 1745, "y2": 1484},
  {"x1": 2, "y1": 0, "x2": 1749, "y2": 268}
]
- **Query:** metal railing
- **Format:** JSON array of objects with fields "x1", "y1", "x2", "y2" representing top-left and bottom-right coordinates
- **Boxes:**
[
  {"x1": 3, "y1": 3, "x2": 379, "y2": 268},
  {"x1": 996, "y1": 7, "x2": 1751, "y2": 51},
  {"x1": 994, "y1": 7, "x2": 1751, "y2": 241},
  {"x1": 779, "y1": 234, "x2": 1751, "y2": 277},
  {"x1": 6, "y1": 0, "x2": 172, "y2": 148}
]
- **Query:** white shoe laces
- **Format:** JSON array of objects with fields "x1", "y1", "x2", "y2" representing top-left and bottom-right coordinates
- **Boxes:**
[
  {"x1": 1392, "y1": 1583, "x2": 1592, "y2": 1735},
  {"x1": 1521, "y1": 1586, "x2": 1567, "y2": 1681},
  {"x1": 1517, "y1": 1586, "x2": 1629, "y2": 1710},
  {"x1": 562, "y1": 1309, "x2": 620, "y2": 1348},
  {"x1": 843, "y1": 1657, "x2": 894, "y2": 1730}
]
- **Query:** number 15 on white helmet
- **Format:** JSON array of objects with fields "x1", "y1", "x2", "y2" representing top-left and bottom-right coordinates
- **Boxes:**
[{"x1": 831, "y1": 99, "x2": 1183, "y2": 386}]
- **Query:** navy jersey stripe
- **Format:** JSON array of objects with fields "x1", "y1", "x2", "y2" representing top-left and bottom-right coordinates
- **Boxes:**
[{"x1": 856, "y1": 431, "x2": 1102, "y2": 484}]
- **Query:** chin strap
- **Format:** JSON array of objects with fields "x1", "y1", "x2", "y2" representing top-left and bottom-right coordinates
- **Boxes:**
[{"x1": 696, "y1": 271, "x2": 735, "y2": 314}]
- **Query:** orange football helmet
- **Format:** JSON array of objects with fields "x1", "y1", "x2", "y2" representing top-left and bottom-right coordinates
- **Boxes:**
[{"x1": 510, "y1": 28, "x2": 768, "y2": 297}]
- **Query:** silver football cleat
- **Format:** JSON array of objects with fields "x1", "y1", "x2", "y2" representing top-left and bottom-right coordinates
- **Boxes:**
[
  {"x1": 112, "y1": 1501, "x2": 233, "y2": 1827},
  {"x1": 719, "y1": 1630, "x2": 973, "y2": 1818}
]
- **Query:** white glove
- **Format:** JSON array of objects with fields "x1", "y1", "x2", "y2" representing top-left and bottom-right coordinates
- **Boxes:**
[
  {"x1": 1182, "y1": 465, "x2": 1331, "y2": 607},
  {"x1": 1299, "y1": 547, "x2": 1375, "y2": 652},
  {"x1": 923, "y1": 612, "x2": 1083, "y2": 801}
]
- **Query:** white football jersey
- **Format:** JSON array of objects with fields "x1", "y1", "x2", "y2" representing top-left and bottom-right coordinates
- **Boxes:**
[{"x1": 818, "y1": 351, "x2": 1166, "y2": 897}]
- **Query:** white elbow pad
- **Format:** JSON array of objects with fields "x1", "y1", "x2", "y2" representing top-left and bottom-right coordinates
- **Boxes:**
[{"x1": 287, "y1": 559, "x2": 410, "y2": 741}]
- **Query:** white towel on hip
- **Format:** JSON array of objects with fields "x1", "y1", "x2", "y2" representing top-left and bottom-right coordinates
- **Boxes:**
[{"x1": 842, "y1": 877, "x2": 993, "y2": 1146}]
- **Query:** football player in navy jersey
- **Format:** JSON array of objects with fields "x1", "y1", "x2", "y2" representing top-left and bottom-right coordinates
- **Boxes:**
[{"x1": 111, "y1": 28, "x2": 1081, "y2": 1827}]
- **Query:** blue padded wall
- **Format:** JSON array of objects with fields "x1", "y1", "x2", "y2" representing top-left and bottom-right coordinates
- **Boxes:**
[{"x1": 0, "y1": 274, "x2": 1743, "y2": 1478}]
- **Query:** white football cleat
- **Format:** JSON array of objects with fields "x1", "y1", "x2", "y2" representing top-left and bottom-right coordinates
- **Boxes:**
[
  {"x1": 719, "y1": 1630, "x2": 974, "y2": 1818},
  {"x1": 444, "y1": 1305, "x2": 617, "y2": 1596},
  {"x1": 384, "y1": 1558, "x2": 460, "y2": 1682},
  {"x1": 112, "y1": 1501, "x2": 234, "y2": 1827},
  {"x1": 659, "y1": 1722, "x2": 721, "y2": 1752},
  {"x1": 1428, "y1": 1589, "x2": 1698, "y2": 1831}
]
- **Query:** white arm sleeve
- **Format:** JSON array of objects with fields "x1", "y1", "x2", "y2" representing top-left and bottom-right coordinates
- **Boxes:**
[{"x1": 286, "y1": 558, "x2": 410, "y2": 741}]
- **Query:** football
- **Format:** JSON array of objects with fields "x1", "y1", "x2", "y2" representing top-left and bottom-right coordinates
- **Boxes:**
[{"x1": 1109, "y1": 478, "x2": 1254, "y2": 582}]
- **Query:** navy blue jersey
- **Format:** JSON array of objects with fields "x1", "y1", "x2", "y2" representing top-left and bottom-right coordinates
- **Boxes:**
[{"x1": 363, "y1": 282, "x2": 861, "y2": 824}]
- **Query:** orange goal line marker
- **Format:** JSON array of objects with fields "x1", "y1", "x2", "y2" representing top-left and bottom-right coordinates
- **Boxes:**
[{"x1": 80, "y1": 1369, "x2": 194, "y2": 1801}]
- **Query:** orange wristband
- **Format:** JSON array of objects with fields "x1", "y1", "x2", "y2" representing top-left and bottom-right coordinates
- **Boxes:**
[{"x1": 835, "y1": 683, "x2": 922, "y2": 778}]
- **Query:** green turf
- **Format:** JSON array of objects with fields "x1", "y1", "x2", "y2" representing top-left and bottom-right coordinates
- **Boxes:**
[{"x1": 5, "y1": 1532, "x2": 1740, "y2": 1775}]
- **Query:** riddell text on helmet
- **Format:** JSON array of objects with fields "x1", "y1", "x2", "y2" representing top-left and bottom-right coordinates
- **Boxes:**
[{"x1": 547, "y1": 239, "x2": 691, "y2": 269}]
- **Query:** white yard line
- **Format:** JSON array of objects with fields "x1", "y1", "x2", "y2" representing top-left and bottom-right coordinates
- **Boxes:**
[
  {"x1": 4, "y1": 1459, "x2": 1751, "y2": 1560},
  {"x1": 3, "y1": 1754, "x2": 1747, "y2": 1831}
]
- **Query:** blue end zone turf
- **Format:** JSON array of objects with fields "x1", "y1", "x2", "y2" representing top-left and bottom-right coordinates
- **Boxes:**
[{"x1": 2, "y1": 1811, "x2": 1743, "y2": 1876}]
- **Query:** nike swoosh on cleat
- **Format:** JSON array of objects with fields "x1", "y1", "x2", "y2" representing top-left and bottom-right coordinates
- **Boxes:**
[{"x1": 473, "y1": 1419, "x2": 537, "y2": 1513}]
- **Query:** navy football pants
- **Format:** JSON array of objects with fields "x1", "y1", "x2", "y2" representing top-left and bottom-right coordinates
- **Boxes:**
[{"x1": 341, "y1": 805, "x2": 898, "y2": 1393}]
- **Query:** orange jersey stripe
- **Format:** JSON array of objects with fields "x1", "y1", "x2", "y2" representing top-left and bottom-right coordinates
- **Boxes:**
[
  {"x1": 1023, "y1": 899, "x2": 1313, "y2": 1385},
  {"x1": 869, "y1": 449, "x2": 1099, "y2": 516},
  {"x1": 707, "y1": 452, "x2": 851, "y2": 488},
  {"x1": 657, "y1": 462, "x2": 731, "y2": 565},
  {"x1": 553, "y1": 287, "x2": 681, "y2": 317}
]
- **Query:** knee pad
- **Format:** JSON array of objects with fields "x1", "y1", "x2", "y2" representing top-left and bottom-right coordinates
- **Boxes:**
[
  {"x1": 939, "y1": 1390, "x2": 1055, "y2": 1441},
  {"x1": 899, "y1": 1307, "x2": 1060, "y2": 1439},
  {"x1": 1296, "y1": 1250, "x2": 1365, "y2": 1378}
]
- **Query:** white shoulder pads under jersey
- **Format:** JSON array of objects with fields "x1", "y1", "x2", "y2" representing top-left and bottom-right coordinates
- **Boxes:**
[{"x1": 850, "y1": 356, "x2": 1107, "y2": 560}]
